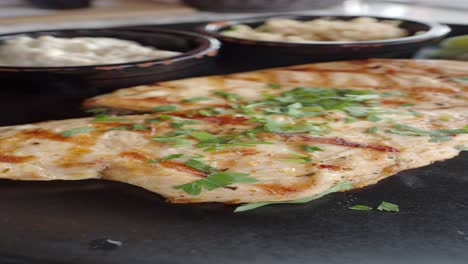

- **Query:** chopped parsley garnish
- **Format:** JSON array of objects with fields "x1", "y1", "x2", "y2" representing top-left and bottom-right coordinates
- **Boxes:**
[
  {"x1": 438, "y1": 116, "x2": 451, "y2": 122},
  {"x1": 197, "y1": 108, "x2": 224, "y2": 117},
  {"x1": 111, "y1": 125, "x2": 131, "y2": 130},
  {"x1": 147, "y1": 154, "x2": 184, "y2": 163},
  {"x1": 152, "y1": 104, "x2": 178, "y2": 112},
  {"x1": 399, "y1": 103, "x2": 415, "y2": 107},
  {"x1": 367, "y1": 115, "x2": 382, "y2": 122},
  {"x1": 182, "y1": 96, "x2": 212, "y2": 103},
  {"x1": 170, "y1": 118, "x2": 201, "y2": 128},
  {"x1": 451, "y1": 76, "x2": 468, "y2": 83},
  {"x1": 234, "y1": 182, "x2": 353, "y2": 212},
  {"x1": 301, "y1": 145, "x2": 323, "y2": 153},
  {"x1": 377, "y1": 201, "x2": 399, "y2": 212},
  {"x1": 261, "y1": 119, "x2": 330, "y2": 135},
  {"x1": 267, "y1": 83, "x2": 282, "y2": 89},
  {"x1": 144, "y1": 118, "x2": 160, "y2": 124},
  {"x1": 85, "y1": 107, "x2": 107, "y2": 114},
  {"x1": 60, "y1": 126, "x2": 95, "y2": 136},
  {"x1": 174, "y1": 172, "x2": 258, "y2": 196},
  {"x1": 241, "y1": 87, "x2": 409, "y2": 120},
  {"x1": 184, "y1": 159, "x2": 217, "y2": 173},
  {"x1": 365, "y1": 127, "x2": 378, "y2": 133},
  {"x1": 202, "y1": 141, "x2": 273, "y2": 152},
  {"x1": 213, "y1": 91, "x2": 241, "y2": 101},
  {"x1": 132, "y1": 124, "x2": 149, "y2": 131},
  {"x1": 166, "y1": 129, "x2": 194, "y2": 137},
  {"x1": 190, "y1": 131, "x2": 218, "y2": 142},
  {"x1": 344, "y1": 117, "x2": 358, "y2": 123},
  {"x1": 386, "y1": 124, "x2": 468, "y2": 142},
  {"x1": 93, "y1": 115, "x2": 131, "y2": 122},
  {"x1": 152, "y1": 135, "x2": 193, "y2": 146},
  {"x1": 281, "y1": 153, "x2": 312, "y2": 163},
  {"x1": 349, "y1": 205, "x2": 373, "y2": 211}
]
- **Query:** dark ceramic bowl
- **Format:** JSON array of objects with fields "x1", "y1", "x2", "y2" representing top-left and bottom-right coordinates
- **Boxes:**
[
  {"x1": 200, "y1": 15, "x2": 450, "y2": 67},
  {"x1": 0, "y1": 28, "x2": 220, "y2": 95},
  {"x1": 27, "y1": 0, "x2": 91, "y2": 9},
  {"x1": 183, "y1": 0, "x2": 344, "y2": 12}
]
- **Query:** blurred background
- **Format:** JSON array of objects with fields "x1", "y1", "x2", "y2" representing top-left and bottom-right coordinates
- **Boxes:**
[{"x1": 1, "y1": 0, "x2": 467, "y2": 34}]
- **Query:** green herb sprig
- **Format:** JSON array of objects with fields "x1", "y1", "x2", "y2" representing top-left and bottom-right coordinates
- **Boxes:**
[
  {"x1": 234, "y1": 182, "x2": 353, "y2": 212},
  {"x1": 60, "y1": 126, "x2": 95, "y2": 136},
  {"x1": 175, "y1": 172, "x2": 258, "y2": 196}
]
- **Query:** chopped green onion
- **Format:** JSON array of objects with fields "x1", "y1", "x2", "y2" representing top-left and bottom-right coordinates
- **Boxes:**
[
  {"x1": 152, "y1": 104, "x2": 178, "y2": 112},
  {"x1": 301, "y1": 146, "x2": 323, "y2": 153},
  {"x1": 349, "y1": 205, "x2": 373, "y2": 211},
  {"x1": 267, "y1": 83, "x2": 282, "y2": 89},
  {"x1": 85, "y1": 107, "x2": 107, "y2": 114},
  {"x1": 234, "y1": 182, "x2": 353, "y2": 212},
  {"x1": 182, "y1": 97, "x2": 212, "y2": 103},
  {"x1": 145, "y1": 118, "x2": 160, "y2": 124},
  {"x1": 365, "y1": 127, "x2": 378, "y2": 133},
  {"x1": 147, "y1": 154, "x2": 184, "y2": 163},
  {"x1": 93, "y1": 115, "x2": 131, "y2": 122},
  {"x1": 110, "y1": 125, "x2": 131, "y2": 130},
  {"x1": 213, "y1": 91, "x2": 241, "y2": 101},
  {"x1": 152, "y1": 135, "x2": 193, "y2": 146},
  {"x1": 184, "y1": 159, "x2": 217, "y2": 173},
  {"x1": 60, "y1": 126, "x2": 95, "y2": 137},
  {"x1": 377, "y1": 201, "x2": 399, "y2": 212},
  {"x1": 132, "y1": 124, "x2": 149, "y2": 130},
  {"x1": 399, "y1": 103, "x2": 415, "y2": 107},
  {"x1": 174, "y1": 172, "x2": 258, "y2": 195},
  {"x1": 190, "y1": 131, "x2": 218, "y2": 142}
]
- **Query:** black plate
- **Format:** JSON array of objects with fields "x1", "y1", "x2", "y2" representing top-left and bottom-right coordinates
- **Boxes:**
[
  {"x1": 0, "y1": 22, "x2": 467, "y2": 264},
  {"x1": 0, "y1": 28, "x2": 220, "y2": 94},
  {"x1": 200, "y1": 14, "x2": 450, "y2": 68}
]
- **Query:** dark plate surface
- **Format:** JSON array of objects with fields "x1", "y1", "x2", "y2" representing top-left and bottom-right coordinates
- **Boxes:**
[{"x1": 0, "y1": 22, "x2": 467, "y2": 264}]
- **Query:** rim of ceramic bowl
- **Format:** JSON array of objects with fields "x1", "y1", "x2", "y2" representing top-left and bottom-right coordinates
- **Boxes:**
[
  {"x1": 200, "y1": 14, "x2": 451, "y2": 47},
  {"x1": 0, "y1": 28, "x2": 221, "y2": 72}
]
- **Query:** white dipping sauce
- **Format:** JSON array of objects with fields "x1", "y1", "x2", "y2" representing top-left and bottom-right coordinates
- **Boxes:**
[{"x1": 0, "y1": 35, "x2": 182, "y2": 67}]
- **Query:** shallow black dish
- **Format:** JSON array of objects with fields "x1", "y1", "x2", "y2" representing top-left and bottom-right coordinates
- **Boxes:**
[
  {"x1": 200, "y1": 14, "x2": 450, "y2": 67},
  {"x1": 0, "y1": 28, "x2": 220, "y2": 95},
  {"x1": 182, "y1": 0, "x2": 344, "y2": 12}
]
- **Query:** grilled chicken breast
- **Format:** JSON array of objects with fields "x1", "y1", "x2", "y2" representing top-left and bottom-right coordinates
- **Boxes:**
[
  {"x1": 84, "y1": 59, "x2": 468, "y2": 113},
  {"x1": 0, "y1": 59, "x2": 467, "y2": 207}
]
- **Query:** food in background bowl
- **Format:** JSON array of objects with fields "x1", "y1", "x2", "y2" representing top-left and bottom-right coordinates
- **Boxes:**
[
  {"x1": 0, "y1": 35, "x2": 182, "y2": 67},
  {"x1": 429, "y1": 35, "x2": 468, "y2": 61},
  {"x1": 221, "y1": 17, "x2": 409, "y2": 42},
  {"x1": 202, "y1": 15, "x2": 449, "y2": 68},
  {"x1": 0, "y1": 28, "x2": 221, "y2": 93}
]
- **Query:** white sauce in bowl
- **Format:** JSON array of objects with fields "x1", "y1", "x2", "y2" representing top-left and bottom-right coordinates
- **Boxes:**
[{"x1": 0, "y1": 35, "x2": 182, "y2": 67}]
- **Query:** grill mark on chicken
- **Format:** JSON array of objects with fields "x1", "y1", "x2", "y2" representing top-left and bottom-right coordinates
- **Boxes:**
[
  {"x1": 119, "y1": 151, "x2": 208, "y2": 177},
  {"x1": 17, "y1": 129, "x2": 100, "y2": 147},
  {"x1": 20, "y1": 129, "x2": 69, "y2": 142},
  {"x1": 380, "y1": 99, "x2": 407, "y2": 105},
  {"x1": 59, "y1": 146, "x2": 93, "y2": 167},
  {"x1": 255, "y1": 175, "x2": 317, "y2": 196},
  {"x1": 0, "y1": 154, "x2": 35, "y2": 163},
  {"x1": 268, "y1": 133, "x2": 399, "y2": 153},
  {"x1": 159, "y1": 160, "x2": 208, "y2": 177},
  {"x1": 317, "y1": 164, "x2": 342, "y2": 170},
  {"x1": 171, "y1": 113, "x2": 248, "y2": 125}
]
